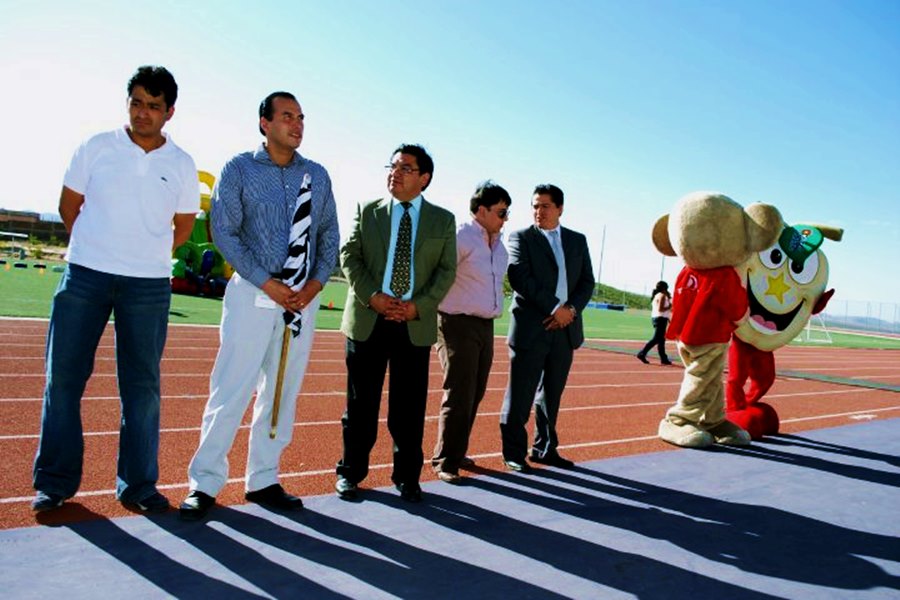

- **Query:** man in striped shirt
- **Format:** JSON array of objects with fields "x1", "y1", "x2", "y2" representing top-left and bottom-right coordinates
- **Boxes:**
[{"x1": 179, "y1": 91, "x2": 339, "y2": 520}]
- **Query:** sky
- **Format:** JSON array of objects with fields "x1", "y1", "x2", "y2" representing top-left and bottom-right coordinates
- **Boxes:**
[{"x1": 2, "y1": 0, "x2": 898, "y2": 308}]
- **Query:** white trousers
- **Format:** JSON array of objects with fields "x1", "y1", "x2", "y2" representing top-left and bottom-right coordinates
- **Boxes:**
[{"x1": 188, "y1": 274, "x2": 318, "y2": 495}]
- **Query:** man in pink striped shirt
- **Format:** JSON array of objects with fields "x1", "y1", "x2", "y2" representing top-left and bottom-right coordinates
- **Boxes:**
[{"x1": 431, "y1": 181, "x2": 511, "y2": 483}]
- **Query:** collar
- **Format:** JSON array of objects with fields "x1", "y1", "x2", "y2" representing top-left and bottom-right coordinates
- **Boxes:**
[
  {"x1": 253, "y1": 143, "x2": 303, "y2": 167},
  {"x1": 391, "y1": 195, "x2": 423, "y2": 213},
  {"x1": 537, "y1": 224, "x2": 562, "y2": 237},
  {"x1": 119, "y1": 125, "x2": 170, "y2": 153},
  {"x1": 471, "y1": 217, "x2": 503, "y2": 245}
]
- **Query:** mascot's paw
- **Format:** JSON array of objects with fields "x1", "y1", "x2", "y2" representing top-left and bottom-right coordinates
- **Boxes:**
[
  {"x1": 658, "y1": 418, "x2": 714, "y2": 448},
  {"x1": 727, "y1": 403, "x2": 780, "y2": 440},
  {"x1": 707, "y1": 420, "x2": 752, "y2": 446}
]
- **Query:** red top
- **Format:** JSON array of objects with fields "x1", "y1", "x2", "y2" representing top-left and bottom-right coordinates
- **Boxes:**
[{"x1": 666, "y1": 266, "x2": 748, "y2": 345}]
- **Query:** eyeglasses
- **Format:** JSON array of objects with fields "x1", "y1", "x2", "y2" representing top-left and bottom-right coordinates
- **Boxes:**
[
  {"x1": 491, "y1": 207, "x2": 510, "y2": 219},
  {"x1": 385, "y1": 163, "x2": 420, "y2": 175}
]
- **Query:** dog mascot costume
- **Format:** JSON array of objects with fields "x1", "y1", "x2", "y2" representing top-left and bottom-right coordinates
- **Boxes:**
[{"x1": 652, "y1": 191, "x2": 783, "y2": 448}]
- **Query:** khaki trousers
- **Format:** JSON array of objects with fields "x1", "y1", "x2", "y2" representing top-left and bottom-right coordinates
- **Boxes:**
[{"x1": 665, "y1": 341, "x2": 728, "y2": 428}]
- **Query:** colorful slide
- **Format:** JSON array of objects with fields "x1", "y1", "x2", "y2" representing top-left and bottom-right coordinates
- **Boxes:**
[{"x1": 171, "y1": 170, "x2": 233, "y2": 296}]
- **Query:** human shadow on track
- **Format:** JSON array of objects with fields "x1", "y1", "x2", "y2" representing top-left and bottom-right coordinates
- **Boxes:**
[
  {"x1": 364, "y1": 487, "x2": 781, "y2": 599},
  {"x1": 152, "y1": 507, "x2": 345, "y2": 599},
  {"x1": 478, "y1": 465, "x2": 900, "y2": 594},
  {"x1": 158, "y1": 504, "x2": 564, "y2": 599},
  {"x1": 764, "y1": 432, "x2": 900, "y2": 468},
  {"x1": 61, "y1": 508, "x2": 266, "y2": 598},
  {"x1": 708, "y1": 440, "x2": 900, "y2": 488}
]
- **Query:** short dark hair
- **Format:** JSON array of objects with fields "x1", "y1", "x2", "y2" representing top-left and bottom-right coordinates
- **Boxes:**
[
  {"x1": 533, "y1": 183, "x2": 564, "y2": 207},
  {"x1": 392, "y1": 143, "x2": 434, "y2": 190},
  {"x1": 127, "y1": 66, "x2": 178, "y2": 109},
  {"x1": 258, "y1": 91, "x2": 298, "y2": 136},
  {"x1": 470, "y1": 180, "x2": 511, "y2": 214},
  {"x1": 653, "y1": 280, "x2": 669, "y2": 295}
]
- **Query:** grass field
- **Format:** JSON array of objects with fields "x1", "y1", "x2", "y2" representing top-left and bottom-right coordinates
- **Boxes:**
[{"x1": 2, "y1": 259, "x2": 899, "y2": 349}]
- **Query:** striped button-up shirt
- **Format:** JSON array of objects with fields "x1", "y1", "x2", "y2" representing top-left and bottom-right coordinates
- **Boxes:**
[{"x1": 211, "y1": 144, "x2": 339, "y2": 289}]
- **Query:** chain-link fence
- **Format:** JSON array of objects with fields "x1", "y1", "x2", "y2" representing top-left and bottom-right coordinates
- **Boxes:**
[{"x1": 819, "y1": 300, "x2": 900, "y2": 336}]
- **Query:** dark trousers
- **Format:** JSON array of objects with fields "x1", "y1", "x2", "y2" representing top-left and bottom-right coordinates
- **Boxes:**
[
  {"x1": 432, "y1": 313, "x2": 494, "y2": 474},
  {"x1": 337, "y1": 317, "x2": 431, "y2": 486},
  {"x1": 500, "y1": 329, "x2": 573, "y2": 462},
  {"x1": 638, "y1": 317, "x2": 670, "y2": 361}
]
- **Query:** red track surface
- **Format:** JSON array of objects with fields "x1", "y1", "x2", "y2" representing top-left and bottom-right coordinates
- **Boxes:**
[{"x1": 2, "y1": 318, "x2": 898, "y2": 530}]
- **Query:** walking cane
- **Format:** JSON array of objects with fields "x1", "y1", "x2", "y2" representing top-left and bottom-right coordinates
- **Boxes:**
[{"x1": 269, "y1": 325, "x2": 292, "y2": 439}]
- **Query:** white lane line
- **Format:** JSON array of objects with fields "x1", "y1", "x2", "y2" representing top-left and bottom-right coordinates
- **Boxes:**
[
  {"x1": 4, "y1": 405, "x2": 899, "y2": 506},
  {"x1": 0, "y1": 381, "x2": 686, "y2": 404},
  {"x1": 780, "y1": 406, "x2": 900, "y2": 423},
  {"x1": 4, "y1": 392, "x2": 896, "y2": 441},
  {"x1": 1, "y1": 402, "x2": 672, "y2": 441},
  {"x1": 0, "y1": 382, "x2": 885, "y2": 405}
]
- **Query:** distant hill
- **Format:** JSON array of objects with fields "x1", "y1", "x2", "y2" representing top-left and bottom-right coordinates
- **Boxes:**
[
  {"x1": 594, "y1": 284, "x2": 651, "y2": 310},
  {"x1": 820, "y1": 313, "x2": 900, "y2": 335}
]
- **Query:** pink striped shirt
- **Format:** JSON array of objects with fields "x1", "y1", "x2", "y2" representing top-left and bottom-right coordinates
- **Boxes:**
[{"x1": 438, "y1": 219, "x2": 508, "y2": 319}]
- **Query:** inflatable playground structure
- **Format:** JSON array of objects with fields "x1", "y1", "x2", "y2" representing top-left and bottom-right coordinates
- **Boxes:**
[{"x1": 170, "y1": 171, "x2": 232, "y2": 296}]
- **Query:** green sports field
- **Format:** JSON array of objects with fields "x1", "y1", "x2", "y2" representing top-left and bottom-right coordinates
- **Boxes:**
[{"x1": 1, "y1": 260, "x2": 898, "y2": 350}]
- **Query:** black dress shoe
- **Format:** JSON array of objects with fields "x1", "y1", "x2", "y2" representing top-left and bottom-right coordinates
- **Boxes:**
[
  {"x1": 661, "y1": 358, "x2": 673, "y2": 365},
  {"x1": 503, "y1": 459, "x2": 532, "y2": 473},
  {"x1": 335, "y1": 477, "x2": 358, "y2": 500},
  {"x1": 530, "y1": 453, "x2": 575, "y2": 469},
  {"x1": 396, "y1": 482, "x2": 423, "y2": 503},
  {"x1": 179, "y1": 490, "x2": 215, "y2": 521},
  {"x1": 636, "y1": 354, "x2": 650, "y2": 364},
  {"x1": 245, "y1": 484, "x2": 304, "y2": 511}
]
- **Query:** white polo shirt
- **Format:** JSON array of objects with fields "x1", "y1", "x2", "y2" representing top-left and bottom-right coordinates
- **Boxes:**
[{"x1": 63, "y1": 127, "x2": 198, "y2": 278}]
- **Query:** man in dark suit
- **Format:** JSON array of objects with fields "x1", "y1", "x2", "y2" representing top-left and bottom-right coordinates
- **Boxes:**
[
  {"x1": 500, "y1": 183, "x2": 595, "y2": 472},
  {"x1": 336, "y1": 143, "x2": 456, "y2": 502}
]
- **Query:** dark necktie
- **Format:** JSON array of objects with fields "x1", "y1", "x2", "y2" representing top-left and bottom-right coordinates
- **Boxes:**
[
  {"x1": 280, "y1": 173, "x2": 312, "y2": 336},
  {"x1": 389, "y1": 202, "x2": 412, "y2": 297}
]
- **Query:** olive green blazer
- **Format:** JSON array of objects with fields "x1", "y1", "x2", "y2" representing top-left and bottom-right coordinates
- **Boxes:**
[{"x1": 340, "y1": 197, "x2": 457, "y2": 346}]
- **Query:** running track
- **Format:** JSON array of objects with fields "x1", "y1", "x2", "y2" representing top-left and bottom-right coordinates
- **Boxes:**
[{"x1": 2, "y1": 317, "x2": 899, "y2": 530}]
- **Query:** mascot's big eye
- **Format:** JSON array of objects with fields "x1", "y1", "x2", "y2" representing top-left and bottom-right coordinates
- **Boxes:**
[
  {"x1": 789, "y1": 252, "x2": 819, "y2": 285},
  {"x1": 759, "y1": 244, "x2": 786, "y2": 269}
]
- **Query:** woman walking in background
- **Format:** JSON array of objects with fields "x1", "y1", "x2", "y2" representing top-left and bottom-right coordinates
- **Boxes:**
[{"x1": 637, "y1": 281, "x2": 672, "y2": 365}]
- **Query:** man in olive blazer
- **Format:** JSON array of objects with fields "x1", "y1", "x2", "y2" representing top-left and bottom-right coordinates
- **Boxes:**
[
  {"x1": 336, "y1": 144, "x2": 456, "y2": 503},
  {"x1": 501, "y1": 184, "x2": 595, "y2": 472}
]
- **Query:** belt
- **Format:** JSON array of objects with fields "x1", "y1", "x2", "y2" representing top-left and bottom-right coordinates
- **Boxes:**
[{"x1": 439, "y1": 311, "x2": 493, "y2": 322}]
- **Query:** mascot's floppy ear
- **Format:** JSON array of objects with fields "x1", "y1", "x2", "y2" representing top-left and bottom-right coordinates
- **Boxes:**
[
  {"x1": 744, "y1": 203, "x2": 783, "y2": 252},
  {"x1": 652, "y1": 214, "x2": 677, "y2": 257}
]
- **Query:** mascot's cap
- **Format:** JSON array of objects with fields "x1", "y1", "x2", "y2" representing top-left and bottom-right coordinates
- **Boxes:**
[{"x1": 778, "y1": 225, "x2": 823, "y2": 265}]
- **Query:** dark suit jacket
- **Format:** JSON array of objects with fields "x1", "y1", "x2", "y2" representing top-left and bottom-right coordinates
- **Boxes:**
[
  {"x1": 507, "y1": 225, "x2": 595, "y2": 350},
  {"x1": 340, "y1": 197, "x2": 456, "y2": 346}
]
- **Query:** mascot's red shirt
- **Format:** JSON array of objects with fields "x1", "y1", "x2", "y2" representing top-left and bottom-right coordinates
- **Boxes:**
[{"x1": 666, "y1": 266, "x2": 748, "y2": 345}]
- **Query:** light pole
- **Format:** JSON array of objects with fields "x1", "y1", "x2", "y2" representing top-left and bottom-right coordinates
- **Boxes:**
[{"x1": 596, "y1": 224, "x2": 606, "y2": 288}]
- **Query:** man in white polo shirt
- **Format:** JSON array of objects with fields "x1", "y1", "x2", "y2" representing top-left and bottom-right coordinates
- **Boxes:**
[{"x1": 32, "y1": 65, "x2": 198, "y2": 513}]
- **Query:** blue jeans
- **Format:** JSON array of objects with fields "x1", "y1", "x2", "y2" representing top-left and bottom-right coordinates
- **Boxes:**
[{"x1": 33, "y1": 264, "x2": 171, "y2": 503}]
